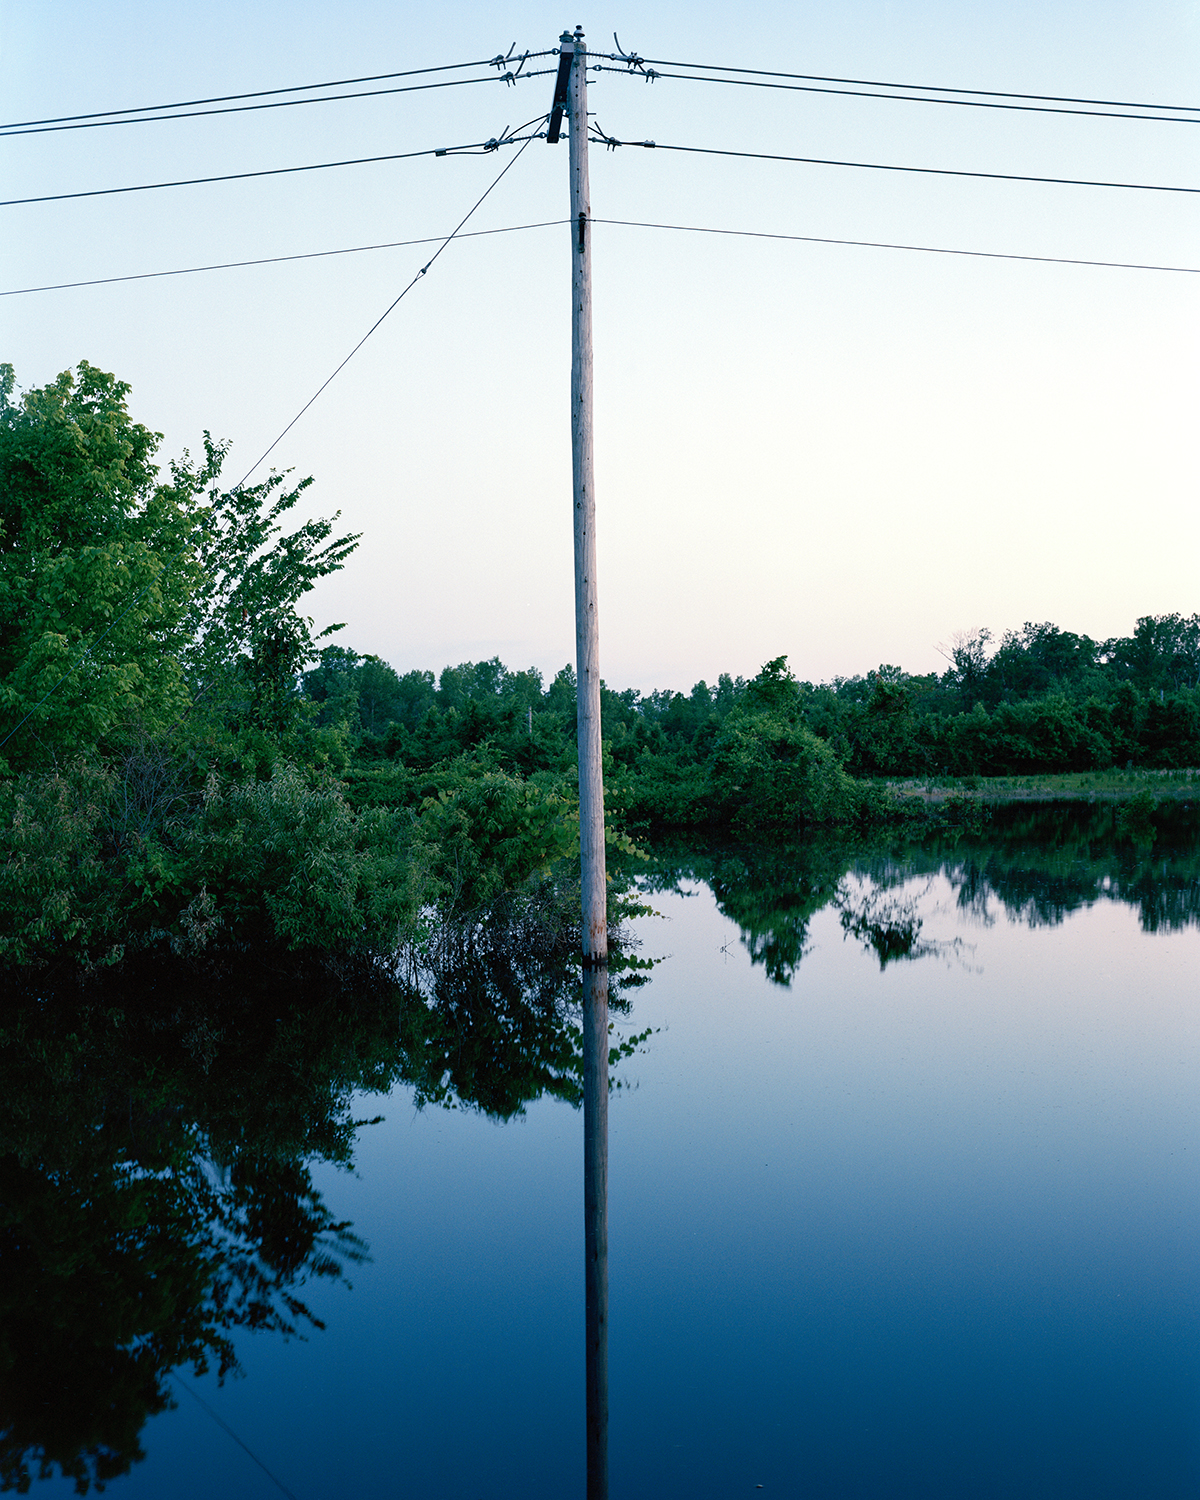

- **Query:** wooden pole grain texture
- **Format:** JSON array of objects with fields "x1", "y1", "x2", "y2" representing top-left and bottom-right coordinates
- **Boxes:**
[
  {"x1": 566, "y1": 27, "x2": 609, "y2": 1500},
  {"x1": 568, "y1": 30, "x2": 607, "y2": 972}
]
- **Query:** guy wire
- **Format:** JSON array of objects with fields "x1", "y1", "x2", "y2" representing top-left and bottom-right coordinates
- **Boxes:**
[
  {"x1": 169, "y1": 1374, "x2": 302, "y2": 1500},
  {"x1": 232, "y1": 129, "x2": 539, "y2": 488},
  {"x1": 0, "y1": 132, "x2": 540, "y2": 752}
]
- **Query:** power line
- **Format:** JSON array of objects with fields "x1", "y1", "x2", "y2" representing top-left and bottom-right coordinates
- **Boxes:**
[
  {"x1": 591, "y1": 216, "x2": 1200, "y2": 274},
  {"x1": 1, "y1": 52, "x2": 552, "y2": 130},
  {"x1": 1, "y1": 131, "x2": 543, "y2": 207},
  {"x1": 592, "y1": 63, "x2": 1200, "y2": 125},
  {"x1": 594, "y1": 134, "x2": 1200, "y2": 194},
  {"x1": 0, "y1": 73, "x2": 530, "y2": 138},
  {"x1": 12, "y1": 127, "x2": 1193, "y2": 210},
  {"x1": 15, "y1": 46, "x2": 1192, "y2": 134},
  {"x1": 0, "y1": 220, "x2": 569, "y2": 297},
  {"x1": 7, "y1": 211, "x2": 1191, "y2": 300},
  {"x1": 599, "y1": 51, "x2": 1200, "y2": 117},
  {"x1": 232, "y1": 131, "x2": 539, "y2": 489}
]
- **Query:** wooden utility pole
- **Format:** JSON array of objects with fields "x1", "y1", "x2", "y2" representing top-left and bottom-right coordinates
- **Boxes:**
[
  {"x1": 565, "y1": 36, "x2": 607, "y2": 971},
  {"x1": 552, "y1": 24, "x2": 609, "y2": 1499}
]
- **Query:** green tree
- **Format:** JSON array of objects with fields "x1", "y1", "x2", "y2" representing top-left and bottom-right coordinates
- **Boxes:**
[
  {"x1": 937, "y1": 628, "x2": 993, "y2": 710},
  {"x1": 988, "y1": 621, "x2": 1099, "y2": 702},
  {"x1": 1104, "y1": 613, "x2": 1200, "y2": 693},
  {"x1": 709, "y1": 658, "x2": 866, "y2": 832},
  {"x1": 0, "y1": 362, "x2": 357, "y2": 770},
  {"x1": 0, "y1": 363, "x2": 199, "y2": 767}
]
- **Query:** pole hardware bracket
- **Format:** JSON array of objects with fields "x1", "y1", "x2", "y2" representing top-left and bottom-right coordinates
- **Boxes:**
[
  {"x1": 610, "y1": 36, "x2": 658, "y2": 80},
  {"x1": 490, "y1": 45, "x2": 534, "y2": 86},
  {"x1": 612, "y1": 34, "x2": 646, "y2": 70},
  {"x1": 546, "y1": 32, "x2": 575, "y2": 144}
]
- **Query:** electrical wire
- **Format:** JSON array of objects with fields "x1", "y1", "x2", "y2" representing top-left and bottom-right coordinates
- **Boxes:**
[
  {"x1": 0, "y1": 73, "x2": 527, "y2": 138},
  {"x1": 8, "y1": 209, "x2": 1191, "y2": 300},
  {"x1": 1, "y1": 52, "x2": 553, "y2": 131},
  {"x1": 598, "y1": 52, "x2": 1200, "y2": 117},
  {"x1": 11, "y1": 126, "x2": 1192, "y2": 209},
  {"x1": 231, "y1": 130, "x2": 539, "y2": 488},
  {"x1": 1, "y1": 131, "x2": 545, "y2": 207},
  {"x1": 0, "y1": 132, "x2": 539, "y2": 754},
  {"x1": 593, "y1": 135, "x2": 1200, "y2": 194},
  {"x1": 590, "y1": 216, "x2": 1199, "y2": 274},
  {"x1": 0, "y1": 220, "x2": 569, "y2": 297},
  {"x1": 590, "y1": 63, "x2": 1200, "y2": 125}
]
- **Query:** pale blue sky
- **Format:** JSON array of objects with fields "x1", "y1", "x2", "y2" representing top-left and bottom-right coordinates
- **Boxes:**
[{"x1": 4, "y1": 1, "x2": 1197, "y2": 690}]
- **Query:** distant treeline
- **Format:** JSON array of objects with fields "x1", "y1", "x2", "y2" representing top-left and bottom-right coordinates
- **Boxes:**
[
  {"x1": 810, "y1": 615, "x2": 1200, "y2": 778},
  {"x1": 304, "y1": 614, "x2": 1200, "y2": 831}
]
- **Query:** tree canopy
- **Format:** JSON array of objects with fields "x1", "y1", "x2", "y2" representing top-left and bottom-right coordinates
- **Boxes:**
[{"x1": 0, "y1": 361, "x2": 357, "y2": 772}]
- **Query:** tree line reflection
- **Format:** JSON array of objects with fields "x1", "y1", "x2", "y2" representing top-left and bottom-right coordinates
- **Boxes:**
[
  {"x1": 642, "y1": 801, "x2": 1200, "y2": 986},
  {"x1": 0, "y1": 883, "x2": 645, "y2": 1494}
]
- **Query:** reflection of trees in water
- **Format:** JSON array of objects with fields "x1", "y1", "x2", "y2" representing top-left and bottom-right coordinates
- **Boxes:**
[
  {"x1": 0, "y1": 881, "x2": 644, "y2": 1494},
  {"x1": 642, "y1": 841, "x2": 861, "y2": 986},
  {"x1": 396, "y1": 883, "x2": 648, "y2": 1118},
  {"x1": 0, "y1": 951, "x2": 389, "y2": 1494},
  {"x1": 644, "y1": 802, "x2": 1200, "y2": 987},
  {"x1": 834, "y1": 881, "x2": 963, "y2": 970},
  {"x1": 889, "y1": 802, "x2": 1200, "y2": 934},
  {"x1": 5, "y1": 807, "x2": 1194, "y2": 1486},
  {"x1": 642, "y1": 842, "x2": 962, "y2": 985}
]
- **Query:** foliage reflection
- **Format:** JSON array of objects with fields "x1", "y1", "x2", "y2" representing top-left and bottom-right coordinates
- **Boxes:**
[
  {"x1": 0, "y1": 883, "x2": 643, "y2": 1494},
  {"x1": 644, "y1": 802, "x2": 1200, "y2": 987}
]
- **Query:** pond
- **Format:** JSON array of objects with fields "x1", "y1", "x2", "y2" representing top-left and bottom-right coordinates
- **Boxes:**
[{"x1": 4, "y1": 804, "x2": 1199, "y2": 1498}]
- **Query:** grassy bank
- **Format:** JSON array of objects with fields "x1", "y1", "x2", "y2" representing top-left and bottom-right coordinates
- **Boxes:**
[{"x1": 884, "y1": 768, "x2": 1200, "y2": 804}]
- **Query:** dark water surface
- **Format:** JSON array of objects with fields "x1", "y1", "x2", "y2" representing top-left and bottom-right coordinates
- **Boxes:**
[{"x1": 5, "y1": 806, "x2": 1199, "y2": 1497}]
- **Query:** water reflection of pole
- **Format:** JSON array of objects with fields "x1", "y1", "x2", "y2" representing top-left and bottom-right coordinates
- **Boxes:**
[
  {"x1": 561, "y1": 25, "x2": 609, "y2": 1498},
  {"x1": 582, "y1": 962, "x2": 608, "y2": 1497}
]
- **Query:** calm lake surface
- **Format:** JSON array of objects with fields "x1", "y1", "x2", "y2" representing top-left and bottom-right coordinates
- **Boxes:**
[{"x1": 12, "y1": 806, "x2": 1200, "y2": 1497}]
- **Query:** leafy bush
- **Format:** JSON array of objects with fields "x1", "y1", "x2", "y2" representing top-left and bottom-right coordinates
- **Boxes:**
[
  {"x1": 0, "y1": 756, "x2": 428, "y2": 969},
  {"x1": 709, "y1": 709, "x2": 863, "y2": 831},
  {"x1": 411, "y1": 765, "x2": 578, "y2": 914}
]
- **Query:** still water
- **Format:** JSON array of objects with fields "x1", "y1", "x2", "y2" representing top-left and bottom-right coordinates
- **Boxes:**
[{"x1": 8, "y1": 807, "x2": 1200, "y2": 1496}]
